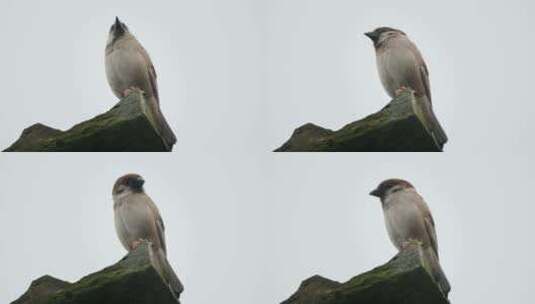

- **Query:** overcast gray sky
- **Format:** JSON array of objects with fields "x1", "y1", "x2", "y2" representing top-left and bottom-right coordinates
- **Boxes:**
[{"x1": 2, "y1": 0, "x2": 535, "y2": 304}]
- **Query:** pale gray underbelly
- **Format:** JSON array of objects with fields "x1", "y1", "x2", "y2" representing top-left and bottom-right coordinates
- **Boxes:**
[
  {"x1": 377, "y1": 49, "x2": 418, "y2": 98},
  {"x1": 106, "y1": 49, "x2": 151, "y2": 98}
]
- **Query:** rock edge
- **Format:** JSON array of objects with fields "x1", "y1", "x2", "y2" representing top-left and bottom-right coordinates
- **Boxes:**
[
  {"x1": 281, "y1": 242, "x2": 449, "y2": 304},
  {"x1": 275, "y1": 92, "x2": 446, "y2": 152},
  {"x1": 4, "y1": 91, "x2": 175, "y2": 152},
  {"x1": 11, "y1": 241, "x2": 179, "y2": 304}
]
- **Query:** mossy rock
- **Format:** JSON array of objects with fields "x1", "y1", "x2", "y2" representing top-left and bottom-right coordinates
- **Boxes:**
[
  {"x1": 11, "y1": 276, "x2": 71, "y2": 304},
  {"x1": 4, "y1": 91, "x2": 174, "y2": 152},
  {"x1": 281, "y1": 242, "x2": 449, "y2": 304},
  {"x1": 11, "y1": 242, "x2": 178, "y2": 304},
  {"x1": 275, "y1": 92, "x2": 446, "y2": 152}
]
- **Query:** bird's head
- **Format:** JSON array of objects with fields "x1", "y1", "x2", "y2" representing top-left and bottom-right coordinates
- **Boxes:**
[
  {"x1": 370, "y1": 178, "x2": 414, "y2": 200},
  {"x1": 108, "y1": 17, "x2": 130, "y2": 45},
  {"x1": 365, "y1": 27, "x2": 405, "y2": 47},
  {"x1": 113, "y1": 173, "x2": 145, "y2": 197}
]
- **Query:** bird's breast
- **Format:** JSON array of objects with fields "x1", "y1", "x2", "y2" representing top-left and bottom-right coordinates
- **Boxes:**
[
  {"x1": 382, "y1": 195, "x2": 426, "y2": 249},
  {"x1": 376, "y1": 44, "x2": 419, "y2": 98},
  {"x1": 105, "y1": 45, "x2": 151, "y2": 99}
]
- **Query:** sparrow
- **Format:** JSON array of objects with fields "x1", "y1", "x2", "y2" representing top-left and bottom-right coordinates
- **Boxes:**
[
  {"x1": 112, "y1": 173, "x2": 184, "y2": 301},
  {"x1": 105, "y1": 17, "x2": 177, "y2": 150},
  {"x1": 365, "y1": 27, "x2": 448, "y2": 148},
  {"x1": 370, "y1": 178, "x2": 451, "y2": 296}
]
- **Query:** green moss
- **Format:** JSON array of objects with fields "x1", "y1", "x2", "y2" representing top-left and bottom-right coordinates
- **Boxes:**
[
  {"x1": 282, "y1": 242, "x2": 449, "y2": 304},
  {"x1": 4, "y1": 92, "x2": 171, "y2": 152},
  {"x1": 275, "y1": 91, "x2": 443, "y2": 152},
  {"x1": 41, "y1": 243, "x2": 176, "y2": 304},
  {"x1": 45, "y1": 267, "x2": 156, "y2": 304}
]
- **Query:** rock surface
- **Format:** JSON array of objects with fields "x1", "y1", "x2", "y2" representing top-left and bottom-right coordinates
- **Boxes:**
[
  {"x1": 11, "y1": 276, "x2": 71, "y2": 304},
  {"x1": 4, "y1": 91, "x2": 175, "y2": 152},
  {"x1": 281, "y1": 242, "x2": 449, "y2": 304},
  {"x1": 275, "y1": 92, "x2": 446, "y2": 152},
  {"x1": 11, "y1": 242, "x2": 179, "y2": 304}
]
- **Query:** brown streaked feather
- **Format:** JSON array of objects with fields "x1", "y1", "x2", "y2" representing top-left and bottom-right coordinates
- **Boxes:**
[
  {"x1": 419, "y1": 64, "x2": 432, "y2": 103},
  {"x1": 149, "y1": 64, "x2": 159, "y2": 103},
  {"x1": 145, "y1": 196, "x2": 167, "y2": 254},
  {"x1": 135, "y1": 43, "x2": 178, "y2": 147},
  {"x1": 399, "y1": 38, "x2": 431, "y2": 102},
  {"x1": 424, "y1": 215, "x2": 439, "y2": 258},
  {"x1": 138, "y1": 45, "x2": 160, "y2": 104},
  {"x1": 385, "y1": 35, "x2": 447, "y2": 145},
  {"x1": 412, "y1": 193, "x2": 439, "y2": 257}
]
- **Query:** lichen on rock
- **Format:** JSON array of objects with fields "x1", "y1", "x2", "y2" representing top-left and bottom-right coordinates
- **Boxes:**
[
  {"x1": 281, "y1": 242, "x2": 449, "y2": 304},
  {"x1": 4, "y1": 91, "x2": 175, "y2": 152},
  {"x1": 11, "y1": 242, "x2": 179, "y2": 304},
  {"x1": 275, "y1": 91, "x2": 447, "y2": 152}
]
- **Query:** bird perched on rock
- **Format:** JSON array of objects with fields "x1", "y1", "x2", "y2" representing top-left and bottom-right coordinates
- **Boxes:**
[
  {"x1": 365, "y1": 27, "x2": 448, "y2": 148},
  {"x1": 370, "y1": 178, "x2": 450, "y2": 296},
  {"x1": 105, "y1": 17, "x2": 177, "y2": 150},
  {"x1": 112, "y1": 173, "x2": 184, "y2": 301}
]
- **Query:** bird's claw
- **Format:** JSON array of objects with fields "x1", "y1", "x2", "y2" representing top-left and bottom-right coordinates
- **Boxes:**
[
  {"x1": 131, "y1": 239, "x2": 143, "y2": 250},
  {"x1": 395, "y1": 86, "x2": 413, "y2": 96},
  {"x1": 123, "y1": 87, "x2": 144, "y2": 97}
]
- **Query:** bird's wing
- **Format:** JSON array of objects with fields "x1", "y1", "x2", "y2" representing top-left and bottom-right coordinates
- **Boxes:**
[
  {"x1": 424, "y1": 213, "x2": 438, "y2": 258},
  {"x1": 134, "y1": 40, "x2": 177, "y2": 147},
  {"x1": 148, "y1": 62, "x2": 159, "y2": 103},
  {"x1": 401, "y1": 39, "x2": 449, "y2": 146},
  {"x1": 403, "y1": 39, "x2": 432, "y2": 103},
  {"x1": 413, "y1": 192, "x2": 439, "y2": 258},
  {"x1": 419, "y1": 63, "x2": 432, "y2": 104},
  {"x1": 145, "y1": 196, "x2": 167, "y2": 254},
  {"x1": 138, "y1": 44, "x2": 160, "y2": 104}
]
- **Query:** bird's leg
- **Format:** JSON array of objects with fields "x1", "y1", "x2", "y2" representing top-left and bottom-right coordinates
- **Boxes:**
[
  {"x1": 395, "y1": 86, "x2": 413, "y2": 96},
  {"x1": 122, "y1": 88, "x2": 133, "y2": 97},
  {"x1": 400, "y1": 239, "x2": 422, "y2": 251},
  {"x1": 131, "y1": 239, "x2": 143, "y2": 250},
  {"x1": 400, "y1": 239, "x2": 416, "y2": 250}
]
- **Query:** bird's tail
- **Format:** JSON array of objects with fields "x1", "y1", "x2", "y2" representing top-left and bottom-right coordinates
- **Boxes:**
[
  {"x1": 426, "y1": 106, "x2": 448, "y2": 148},
  {"x1": 415, "y1": 95, "x2": 448, "y2": 150},
  {"x1": 423, "y1": 247, "x2": 451, "y2": 298},
  {"x1": 148, "y1": 96, "x2": 177, "y2": 151},
  {"x1": 149, "y1": 246, "x2": 184, "y2": 302}
]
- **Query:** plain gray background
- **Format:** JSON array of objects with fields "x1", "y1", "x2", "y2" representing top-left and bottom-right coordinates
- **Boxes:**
[{"x1": 1, "y1": 0, "x2": 535, "y2": 303}]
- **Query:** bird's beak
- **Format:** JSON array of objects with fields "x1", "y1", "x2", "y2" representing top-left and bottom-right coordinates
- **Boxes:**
[
  {"x1": 364, "y1": 31, "x2": 377, "y2": 41},
  {"x1": 115, "y1": 16, "x2": 121, "y2": 26},
  {"x1": 369, "y1": 189, "x2": 380, "y2": 197}
]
